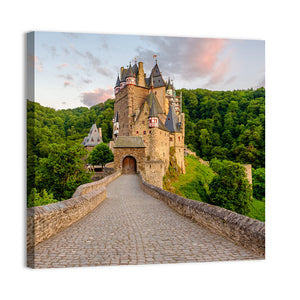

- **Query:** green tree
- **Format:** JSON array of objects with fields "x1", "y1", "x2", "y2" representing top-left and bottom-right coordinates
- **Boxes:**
[
  {"x1": 87, "y1": 143, "x2": 114, "y2": 169},
  {"x1": 252, "y1": 168, "x2": 265, "y2": 201},
  {"x1": 35, "y1": 144, "x2": 92, "y2": 201},
  {"x1": 209, "y1": 159, "x2": 252, "y2": 215}
]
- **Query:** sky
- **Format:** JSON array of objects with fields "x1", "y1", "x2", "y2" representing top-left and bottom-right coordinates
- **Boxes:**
[{"x1": 28, "y1": 31, "x2": 265, "y2": 110}]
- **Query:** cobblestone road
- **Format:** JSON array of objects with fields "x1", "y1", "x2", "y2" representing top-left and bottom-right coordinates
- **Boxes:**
[{"x1": 30, "y1": 175, "x2": 261, "y2": 268}]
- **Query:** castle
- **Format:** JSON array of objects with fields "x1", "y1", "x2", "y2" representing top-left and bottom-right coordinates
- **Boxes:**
[{"x1": 111, "y1": 60, "x2": 185, "y2": 188}]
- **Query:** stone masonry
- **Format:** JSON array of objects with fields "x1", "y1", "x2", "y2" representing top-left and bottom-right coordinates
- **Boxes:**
[{"x1": 28, "y1": 175, "x2": 262, "y2": 268}]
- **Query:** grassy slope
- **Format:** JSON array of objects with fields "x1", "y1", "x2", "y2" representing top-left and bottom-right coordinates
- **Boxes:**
[
  {"x1": 171, "y1": 155, "x2": 215, "y2": 202},
  {"x1": 166, "y1": 154, "x2": 265, "y2": 222}
]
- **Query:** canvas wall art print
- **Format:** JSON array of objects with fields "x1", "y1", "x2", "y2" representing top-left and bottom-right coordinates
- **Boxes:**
[{"x1": 27, "y1": 32, "x2": 265, "y2": 268}]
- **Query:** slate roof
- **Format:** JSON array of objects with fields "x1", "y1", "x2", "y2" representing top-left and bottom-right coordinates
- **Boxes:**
[
  {"x1": 114, "y1": 136, "x2": 146, "y2": 148},
  {"x1": 132, "y1": 63, "x2": 138, "y2": 75},
  {"x1": 158, "y1": 118, "x2": 169, "y2": 131},
  {"x1": 126, "y1": 64, "x2": 134, "y2": 77},
  {"x1": 149, "y1": 63, "x2": 166, "y2": 88},
  {"x1": 115, "y1": 75, "x2": 120, "y2": 87},
  {"x1": 82, "y1": 124, "x2": 102, "y2": 147},
  {"x1": 165, "y1": 105, "x2": 180, "y2": 132},
  {"x1": 149, "y1": 97, "x2": 158, "y2": 117},
  {"x1": 146, "y1": 92, "x2": 164, "y2": 114}
]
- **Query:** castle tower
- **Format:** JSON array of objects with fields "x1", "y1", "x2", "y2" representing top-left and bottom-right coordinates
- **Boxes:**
[
  {"x1": 126, "y1": 64, "x2": 136, "y2": 86},
  {"x1": 114, "y1": 75, "x2": 120, "y2": 95},
  {"x1": 148, "y1": 97, "x2": 159, "y2": 128},
  {"x1": 113, "y1": 59, "x2": 185, "y2": 186}
]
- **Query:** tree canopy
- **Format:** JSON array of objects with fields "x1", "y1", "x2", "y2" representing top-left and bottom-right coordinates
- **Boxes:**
[
  {"x1": 208, "y1": 159, "x2": 252, "y2": 215},
  {"x1": 180, "y1": 87, "x2": 265, "y2": 169},
  {"x1": 87, "y1": 142, "x2": 114, "y2": 168}
]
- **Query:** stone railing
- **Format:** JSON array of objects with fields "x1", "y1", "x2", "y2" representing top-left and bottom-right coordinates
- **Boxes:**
[
  {"x1": 138, "y1": 172, "x2": 265, "y2": 257},
  {"x1": 27, "y1": 170, "x2": 121, "y2": 249}
]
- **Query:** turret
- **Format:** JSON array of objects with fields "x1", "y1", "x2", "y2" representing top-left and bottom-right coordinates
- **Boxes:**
[
  {"x1": 148, "y1": 95, "x2": 159, "y2": 128},
  {"x1": 166, "y1": 78, "x2": 173, "y2": 96},
  {"x1": 120, "y1": 67, "x2": 126, "y2": 89},
  {"x1": 126, "y1": 64, "x2": 136, "y2": 86},
  {"x1": 114, "y1": 74, "x2": 120, "y2": 95}
]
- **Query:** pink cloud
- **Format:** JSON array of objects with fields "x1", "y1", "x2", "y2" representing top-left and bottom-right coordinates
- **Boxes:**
[
  {"x1": 64, "y1": 81, "x2": 71, "y2": 87},
  {"x1": 28, "y1": 55, "x2": 43, "y2": 71},
  {"x1": 136, "y1": 37, "x2": 228, "y2": 80},
  {"x1": 81, "y1": 87, "x2": 114, "y2": 107},
  {"x1": 186, "y1": 39, "x2": 227, "y2": 75},
  {"x1": 206, "y1": 57, "x2": 231, "y2": 86}
]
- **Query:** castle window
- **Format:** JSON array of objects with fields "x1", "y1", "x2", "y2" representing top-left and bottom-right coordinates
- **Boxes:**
[
  {"x1": 136, "y1": 131, "x2": 139, "y2": 134},
  {"x1": 143, "y1": 131, "x2": 146, "y2": 135},
  {"x1": 178, "y1": 136, "x2": 180, "y2": 141},
  {"x1": 149, "y1": 131, "x2": 151, "y2": 134},
  {"x1": 142, "y1": 121, "x2": 145, "y2": 124},
  {"x1": 170, "y1": 137, "x2": 172, "y2": 141}
]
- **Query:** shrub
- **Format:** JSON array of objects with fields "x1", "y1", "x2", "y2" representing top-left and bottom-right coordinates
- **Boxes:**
[{"x1": 209, "y1": 159, "x2": 252, "y2": 215}]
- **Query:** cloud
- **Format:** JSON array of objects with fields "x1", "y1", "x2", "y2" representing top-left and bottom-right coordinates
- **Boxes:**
[
  {"x1": 28, "y1": 55, "x2": 43, "y2": 71},
  {"x1": 43, "y1": 43, "x2": 58, "y2": 57},
  {"x1": 81, "y1": 87, "x2": 114, "y2": 107},
  {"x1": 69, "y1": 45, "x2": 113, "y2": 77},
  {"x1": 56, "y1": 63, "x2": 69, "y2": 70},
  {"x1": 135, "y1": 37, "x2": 229, "y2": 82},
  {"x1": 205, "y1": 57, "x2": 231, "y2": 86},
  {"x1": 58, "y1": 74, "x2": 73, "y2": 81},
  {"x1": 82, "y1": 79, "x2": 92, "y2": 84},
  {"x1": 224, "y1": 75, "x2": 237, "y2": 85}
]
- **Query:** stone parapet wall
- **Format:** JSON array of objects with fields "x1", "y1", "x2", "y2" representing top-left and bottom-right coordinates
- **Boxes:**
[
  {"x1": 72, "y1": 170, "x2": 121, "y2": 197},
  {"x1": 138, "y1": 172, "x2": 265, "y2": 257},
  {"x1": 27, "y1": 171, "x2": 121, "y2": 249}
]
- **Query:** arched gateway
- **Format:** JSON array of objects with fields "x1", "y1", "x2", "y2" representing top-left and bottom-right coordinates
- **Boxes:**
[
  {"x1": 113, "y1": 136, "x2": 146, "y2": 175},
  {"x1": 122, "y1": 156, "x2": 137, "y2": 174}
]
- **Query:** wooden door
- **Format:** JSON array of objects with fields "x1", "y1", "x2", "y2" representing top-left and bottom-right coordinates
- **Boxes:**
[{"x1": 122, "y1": 156, "x2": 136, "y2": 174}]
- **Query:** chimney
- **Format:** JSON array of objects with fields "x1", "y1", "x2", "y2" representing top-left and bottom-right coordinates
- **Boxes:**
[
  {"x1": 120, "y1": 67, "x2": 124, "y2": 77},
  {"x1": 137, "y1": 62, "x2": 145, "y2": 87}
]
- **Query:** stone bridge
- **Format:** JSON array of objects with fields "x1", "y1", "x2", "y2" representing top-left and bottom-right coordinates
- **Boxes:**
[{"x1": 27, "y1": 173, "x2": 264, "y2": 268}]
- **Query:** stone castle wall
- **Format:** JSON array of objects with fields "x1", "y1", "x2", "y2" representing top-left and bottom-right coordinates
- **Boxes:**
[
  {"x1": 144, "y1": 161, "x2": 165, "y2": 188},
  {"x1": 27, "y1": 171, "x2": 121, "y2": 250},
  {"x1": 113, "y1": 147, "x2": 145, "y2": 174},
  {"x1": 138, "y1": 172, "x2": 265, "y2": 257}
]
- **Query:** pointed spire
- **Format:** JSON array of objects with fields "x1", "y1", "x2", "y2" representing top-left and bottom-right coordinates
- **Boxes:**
[
  {"x1": 126, "y1": 63, "x2": 134, "y2": 78},
  {"x1": 115, "y1": 74, "x2": 120, "y2": 87},
  {"x1": 165, "y1": 104, "x2": 179, "y2": 132},
  {"x1": 150, "y1": 72, "x2": 154, "y2": 89},
  {"x1": 149, "y1": 96, "x2": 158, "y2": 117}
]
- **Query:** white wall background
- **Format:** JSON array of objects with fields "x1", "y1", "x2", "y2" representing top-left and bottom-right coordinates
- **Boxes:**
[{"x1": 1, "y1": 1, "x2": 299, "y2": 299}]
